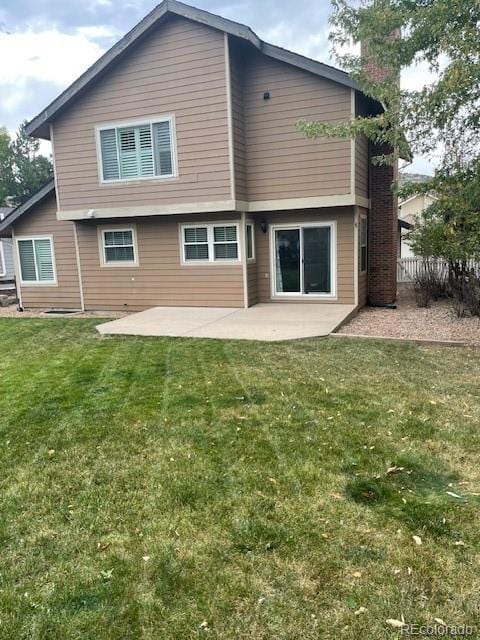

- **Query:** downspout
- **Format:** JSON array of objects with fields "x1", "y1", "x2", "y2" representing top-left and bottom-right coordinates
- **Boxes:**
[
  {"x1": 241, "y1": 211, "x2": 248, "y2": 308},
  {"x1": 73, "y1": 222, "x2": 85, "y2": 312}
]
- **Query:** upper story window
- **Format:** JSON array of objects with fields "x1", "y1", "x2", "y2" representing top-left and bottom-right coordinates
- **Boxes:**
[{"x1": 97, "y1": 116, "x2": 176, "y2": 183}]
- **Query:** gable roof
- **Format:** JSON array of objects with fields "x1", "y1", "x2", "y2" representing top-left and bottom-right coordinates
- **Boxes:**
[
  {"x1": 399, "y1": 192, "x2": 438, "y2": 208},
  {"x1": 26, "y1": 0, "x2": 363, "y2": 139},
  {"x1": 0, "y1": 207, "x2": 14, "y2": 221},
  {"x1": 0, "y1": 180, "x2": 55, "y2": 236}
]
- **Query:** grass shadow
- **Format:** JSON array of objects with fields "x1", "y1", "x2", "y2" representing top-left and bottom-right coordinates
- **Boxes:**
[{"x1": 344, "y1": 454, "x2": 468, "y2": 539}]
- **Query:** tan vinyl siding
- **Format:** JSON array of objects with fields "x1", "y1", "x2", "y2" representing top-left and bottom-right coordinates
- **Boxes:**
[
  {"x1": 76, "y1": 213, "x2": 244, "y2": 311},
  {"x1": 229, "y1": 42, "x2": 247, "y2": 201},
  {"x1": 355, "y1": 136, "x2": 369, "y2": 198},
  {"x1": 243, "y1": 51, "x2": 352, "y2": 201},
  {"x1": 354, "y1": 92, "x2": 371, "y2": 200},
  {"x1": 52, "y1": 16, "x2": 231, "y2": 211},
  {"x1": 13, "y1": 193, "x2": 81, "y2": 309},
  {"x1": 253, "y1": 208, "x2": 355, "y2": 304}
]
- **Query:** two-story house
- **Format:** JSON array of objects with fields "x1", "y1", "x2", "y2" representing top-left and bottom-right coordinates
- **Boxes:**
[{"x1": 0, "y1": 0, "x2": 397, "y2": 314}]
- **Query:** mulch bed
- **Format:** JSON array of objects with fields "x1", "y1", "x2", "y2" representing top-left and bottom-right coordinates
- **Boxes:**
[{"x1": 338, "y1": 284, "x2": 480, "y2": 346}]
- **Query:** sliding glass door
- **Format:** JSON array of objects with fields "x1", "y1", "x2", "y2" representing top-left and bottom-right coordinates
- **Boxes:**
[{"x1": 273, "y1": 224, "x2": 334, "y2": 297}]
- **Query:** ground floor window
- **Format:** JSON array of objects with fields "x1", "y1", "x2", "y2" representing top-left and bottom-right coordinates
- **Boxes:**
[
  {"x1": 100, "y1": 227, "x2": 138, "y2": 266},
  {"x1": 181, "y1": 223, "x2": 240, "y2": 263},
  {"x1": 246, "y1": 223, "x2": 255, "y2": 261},
  {"x1": 359, "y1": 215, "x2": 367, "y2": 272},
  {"x1": 271, "y1": 222, "x2": 335, "y2": 297},
  {"x1": 16, "y1": 236, "x2": 56, "y2": 284}
]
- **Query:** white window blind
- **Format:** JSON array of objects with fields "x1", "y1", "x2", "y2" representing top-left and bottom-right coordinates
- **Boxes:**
[
  {"x1": 99, "y1": 118, "x2": 175, "y2": 182},
  {"x1": 184, "y1": 227, "x2": 209, "y2": 261},
  {"x1": 103, "y1": 229, "x2": 136, "y2": 263},
  {"x1": 213, "y1": 226, "x2": 238, "y2": 260},
  {"x1": 17, "y1": 238, "x2": 55, "y2": 283}
]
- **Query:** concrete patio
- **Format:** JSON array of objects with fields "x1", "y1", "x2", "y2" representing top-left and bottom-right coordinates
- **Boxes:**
[{"x1": 96, "y1": 303, "x2": 356, "y2": 341}]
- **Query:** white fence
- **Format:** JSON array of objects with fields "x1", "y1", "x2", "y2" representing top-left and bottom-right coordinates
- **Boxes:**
[{"x1": 397, "y1": 257, "x2": 480, "y2": 283}]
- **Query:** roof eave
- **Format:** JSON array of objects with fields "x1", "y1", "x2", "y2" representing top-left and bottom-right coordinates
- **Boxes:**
[
  {"x1": 26, "y1": 0, "x2": 365, "y2": 139},
  {"x1": 0, "y1": 179, "x2": 56, "y2": 235}
]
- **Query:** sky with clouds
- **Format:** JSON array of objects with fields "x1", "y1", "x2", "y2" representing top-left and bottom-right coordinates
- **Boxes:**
[{"x1": 0, "y1": 0, "x2": 436, "y2": 173}]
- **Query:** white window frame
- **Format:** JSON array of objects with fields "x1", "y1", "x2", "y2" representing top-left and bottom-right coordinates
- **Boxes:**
[
  {"x1": 179, "y1": 222, "x2": 242, "y2": 265},
  {"x1": 95, "y1": 115, "x2": 178, "y2": 185},
  {"x1": 0, "y1": 241, "x2": 5, "y2": 277},
  {"x1": 246, "y1": 222, "x2": 255, "y2": 262},
  {"x1": 15, "y1": 235, "x2": 57, "y2": 286},
  {"x1": 270, "y1": 221, "x2": 337, "y2": 300},
  {"x1": 359, "y1": 214, "x2": 367, "y2": 273},
  {"x1": 98, "y1": 225, "x2": 139, "y2": 267}
]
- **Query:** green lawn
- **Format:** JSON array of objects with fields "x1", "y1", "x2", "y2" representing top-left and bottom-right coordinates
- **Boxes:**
[{"x1": 0, "y1": 319, "x2": 479, "y2": 639}]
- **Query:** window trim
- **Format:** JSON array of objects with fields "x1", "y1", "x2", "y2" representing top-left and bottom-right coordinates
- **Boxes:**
[
  {"x1": 15, "y1": 235, "x2": 57, "y2": 286},
  {"x1": 246, "y1": 222, "x2": 255, "y2": 262},
  {"x1": 95, "y1": 115, "x2": 178, "y2": 185},
  {"x1": 98, "y1": 225, "x2": 139, "y2": 267},
  {"x1": 179, "y1": 222, "x2": 242, "y2": 265},
  {"x1": 359, "y1": 214, "x2": 367, "y2": 273},
  {"x1": 0, "y1": 241, "x2": 5, "y2": 277},
  {"x1": 269, "y1": 221, "x2": 337, "y2": 300}
]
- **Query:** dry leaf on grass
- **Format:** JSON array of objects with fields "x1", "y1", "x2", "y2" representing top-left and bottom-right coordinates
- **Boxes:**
[
  {"x1": 386, "y1": 619, "x2": 405, "y2": 628},
  {"x1": 386, "y1": 466, "x2": 405, "y2": 475}
]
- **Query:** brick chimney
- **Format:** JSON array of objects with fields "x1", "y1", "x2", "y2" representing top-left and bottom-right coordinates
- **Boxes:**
[{"x1": 361, "y1": 36, "x2": 399, "y2": 306}]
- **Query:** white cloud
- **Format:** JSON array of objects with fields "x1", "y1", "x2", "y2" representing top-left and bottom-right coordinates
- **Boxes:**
[
  {"x1": 259, "y1": 22, "x2": 331, "y2": 63},
  {"x1": 86, "y1": 0, "x2": 114, "y2": 10},
  {"x1": 77, "y1": 25, "x2": 119, "y2": 39},
  {"x1": 0, "y1": 27, "x2": 116, "y2": 88}
]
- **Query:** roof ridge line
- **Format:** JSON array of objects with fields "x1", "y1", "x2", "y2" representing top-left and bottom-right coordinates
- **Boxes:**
[{"x1": 26, "y1": 0, "x2": 360, "y2": 139}]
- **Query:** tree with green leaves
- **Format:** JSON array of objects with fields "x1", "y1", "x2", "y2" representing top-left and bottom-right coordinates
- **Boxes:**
[
  {"x1": 298, "y1": 0, "x2": 480, "y2": 314},
  {"x1": 7, "y1": 121, "x2": 53, "y2": 207},
  {"x1": 0, "y1": 127, "x2": 13, "y2": 206},
  {"x1": 0, "y1": 120, "x2": 53, "y2": 208},
  {"x1": 297, "y1": 0, "x2": 480, "y2": 166}
]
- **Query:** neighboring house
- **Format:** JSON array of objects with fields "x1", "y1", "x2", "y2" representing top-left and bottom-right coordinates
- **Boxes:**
[
  {"x1": 0, "y1": 0, "x2": 398, "y2": 312},
  {"x1": 398, "y1": 192, "x2": 437, "y2": 258},
  {"x1": 0, "y1": 208, "x2": 15, "y2": 291}
]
